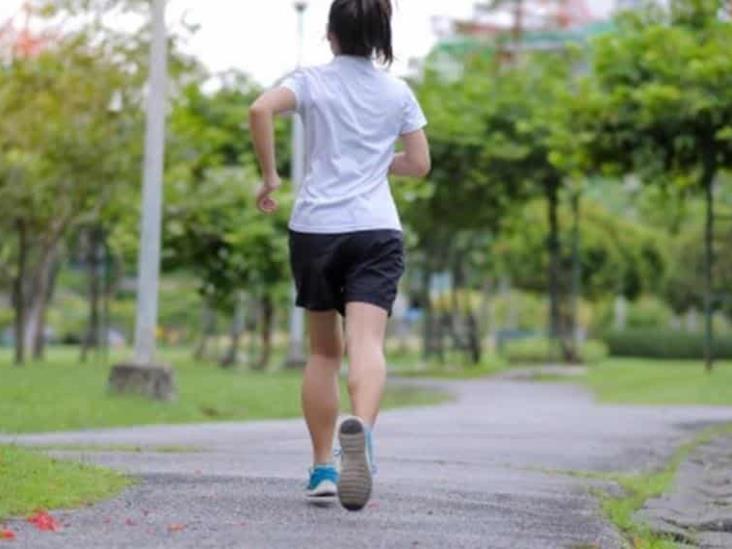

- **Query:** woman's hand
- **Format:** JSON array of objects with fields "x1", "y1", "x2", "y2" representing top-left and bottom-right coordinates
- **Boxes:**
[{"x1": 256, "y1": 173, "x2": 282, "y2": 214}]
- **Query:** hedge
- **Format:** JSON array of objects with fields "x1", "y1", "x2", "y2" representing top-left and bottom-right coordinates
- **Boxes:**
[
  {"x1": 503, "y1": 338, "x2": 608, "y2": 365},
  {"x1": 603, "y1": 329, "x2": 732, "y2": 359}
]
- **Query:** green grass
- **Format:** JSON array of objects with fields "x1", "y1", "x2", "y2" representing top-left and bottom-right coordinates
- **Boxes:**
[
  {"x1": 0, "y1": 445, "x2": 130, "y2": 520},
  {"x1": 26, "y1": 444, "x2": 203, "y2": 453},
  {"x1": 0, "y1": 346, "x2": 449, "y2": 434},
  {"x1": 587, "y1": 358, "x2": 732, "y2": 405}
]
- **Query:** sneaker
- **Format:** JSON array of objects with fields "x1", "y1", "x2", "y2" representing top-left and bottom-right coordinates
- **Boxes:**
[
  {"x1": 337, "y1": 416, "x2": 373, "y2": 511},
  {"x1": 306, "y1": 464, "x2": 339, "y2": 501}
]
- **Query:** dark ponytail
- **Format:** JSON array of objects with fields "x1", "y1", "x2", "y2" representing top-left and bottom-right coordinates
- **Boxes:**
[{"x1": 328, "y1": 0, "x2": 393, "y2": 65}]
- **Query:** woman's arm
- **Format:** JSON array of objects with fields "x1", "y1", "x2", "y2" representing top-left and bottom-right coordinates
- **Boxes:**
[
  {"x1": 249, "y1": 87, "x2": 297, "y2": 213},
  {"x1": 389, "y1": 129, "x2": 431, "y2": 178}
]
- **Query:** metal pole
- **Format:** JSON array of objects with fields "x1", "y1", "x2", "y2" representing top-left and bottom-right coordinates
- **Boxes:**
[
  {"x1": 133, "y1": 0, "x2": 168, "y2": 365},
  {"x1": 286, "y1": 1, "x2": 308, "y2": 368},
  {"x1": 108, "y1": 0, "x2": 174, "y2": 401}
]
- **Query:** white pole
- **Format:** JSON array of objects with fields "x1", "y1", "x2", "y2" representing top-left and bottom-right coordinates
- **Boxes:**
[
  {"x1": 133, "y1": 0, "x2": 168, "y2": 365},
  {"x1": 286, "y1": 1, "x2": 308, "y2": 367}
]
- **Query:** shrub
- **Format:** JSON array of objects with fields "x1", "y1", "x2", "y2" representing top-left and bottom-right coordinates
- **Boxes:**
[
  {"x1": 604, "y1": 329, "x2": 732, "y2": 359},
  {"x1": 503, "y1": 337, "x2": 608, "y2": 365}
]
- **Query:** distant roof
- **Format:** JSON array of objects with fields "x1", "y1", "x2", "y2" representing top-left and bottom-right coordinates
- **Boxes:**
[{"x1": 433, "y1": 20, "x2": 615, "y2": 59}]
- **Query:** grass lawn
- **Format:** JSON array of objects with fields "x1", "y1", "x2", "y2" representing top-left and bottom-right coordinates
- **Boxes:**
[
  {"x1": 0, "y1": 445, "x2": 130, "y2": 520},
  {"x1": 587, "y1": 358, "x2": 732, "y2": 405},
  {"x1": 0, "y1": 347, "x2": 449, "y2": 434}
]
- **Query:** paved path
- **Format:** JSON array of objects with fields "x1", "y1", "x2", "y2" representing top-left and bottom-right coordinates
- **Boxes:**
[{"x1": 4, "y1": 377, "x2": 732, "y2": 548}]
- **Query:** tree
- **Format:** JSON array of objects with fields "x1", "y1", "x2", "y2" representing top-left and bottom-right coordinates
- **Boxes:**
[
  {"x1": 399, "y1": 59, "x2": 531, "y2": 364},
  {"x1": 577, "y1": 0, "x2": 732, "y2": 369},
  {"x1": 450, "y1": 54, "x2": 580, "y2": 359},
  {"x1": 164, "y1": 77, "x2": 292, "y2": 369},
  {"x1": 0, "y1": 34, "x2": 141, "y2": 363}
]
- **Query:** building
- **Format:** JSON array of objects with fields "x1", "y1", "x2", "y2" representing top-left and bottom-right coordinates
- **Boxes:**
[{"x1": 424, "y1": 1, "x2": 613, "y2": 79}]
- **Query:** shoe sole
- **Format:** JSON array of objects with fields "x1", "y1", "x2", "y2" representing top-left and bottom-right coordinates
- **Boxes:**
[{"x1": 337, "y1": 417, "x2": 372, "y2": 512}]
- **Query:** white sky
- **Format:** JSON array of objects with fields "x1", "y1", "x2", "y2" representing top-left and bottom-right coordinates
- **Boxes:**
[{"x1": 1, "y1": 0, "x2": 615, "y2": 86}]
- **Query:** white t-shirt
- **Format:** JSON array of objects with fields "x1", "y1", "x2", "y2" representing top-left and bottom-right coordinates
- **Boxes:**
[{"x1": 281, "y1": 55, "x2": 427, "y2": 234}]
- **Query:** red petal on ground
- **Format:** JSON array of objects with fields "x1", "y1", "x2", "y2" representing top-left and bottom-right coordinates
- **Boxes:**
[
  {"x1": 26, "y1": 512, "x2": 60, "y2": 532},
  {"x1": 0, "y1": 528, "x2": 16, "y2": 540},
  {"x1": 124, "y1": 519, "x2": 137, "y2": 527},
  {"x1": 167, "y1": 523, "x2": 186, "y2": 532}
]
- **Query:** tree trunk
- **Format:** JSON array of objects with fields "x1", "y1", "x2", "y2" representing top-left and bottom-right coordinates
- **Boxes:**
[
  {"x1": 702, "y1": 164, "x2": 716, "y2": 372},
  {"x1": 193, "y1": 301, "x2": 216, "y2": 361},
  {"x1": 101, "y1": 235, "x2": 113, "y2": 364},
  {"x1": 255, "y1": 294, "x2": 273, "y2": 370},
  {"x1": 448, "y1": 261, "x2": 462, "y2": 352},
  {"x1": 33, "y1": 255, "x2": 61, "y2": 361},
  {"x1": 566, "y1": 190, "x2": 582, "y2": 364},
  {"x1": 24, "y1": 241, "x2": 60, "y2": 360},
  {"x1": 421, "y1": 256, "x2": 436, "y2": 361},
  {"x1": 478, "y1": 277, "x2": 494, "y2": 352},
  {"x1": 221, "y1": 292, "x2": 246, "y2": 369},
  {"x1": 545, "y1": 178, "x2": 562, "y2": 346},
  {"x1": 82, "y1": 227, "x2": 103, "y2": 363},
  {"x1": 12, "y1": 219, "x2": 28, "y2": 366}
]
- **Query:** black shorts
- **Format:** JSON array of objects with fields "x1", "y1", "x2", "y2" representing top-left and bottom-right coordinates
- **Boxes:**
[{"x1": 289, "y1": 229, "x2": 405, "y2": 316}]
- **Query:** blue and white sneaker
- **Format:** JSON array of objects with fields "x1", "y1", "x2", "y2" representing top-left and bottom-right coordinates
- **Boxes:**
[
  {"x1": 306, "y1": 464, "x2": 339, "y2": 501},
  {"x1": 337, "y1": 416, "x2": 375, "y2": 511}
]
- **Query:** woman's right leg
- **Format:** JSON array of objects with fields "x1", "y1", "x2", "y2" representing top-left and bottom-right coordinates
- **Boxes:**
[
  {"x1": 344, "y1": 302, "x2": 388, "y2": 427},
  {"x1": 302, "y1": 310, "x2": 344, "y2": 466}
]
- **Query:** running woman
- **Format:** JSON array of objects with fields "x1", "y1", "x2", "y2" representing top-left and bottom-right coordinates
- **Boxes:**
[{"x1": 249, "y1": 0, "x2": 430, "y2": 511}]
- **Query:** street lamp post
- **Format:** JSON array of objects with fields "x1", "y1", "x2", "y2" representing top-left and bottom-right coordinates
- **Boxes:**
[
  {"x1": 285, "y1": 1, "x2": 309, "y2": 369},
  {"x1": 108, "y1": 0, "x2": 175, "y2": 400}
]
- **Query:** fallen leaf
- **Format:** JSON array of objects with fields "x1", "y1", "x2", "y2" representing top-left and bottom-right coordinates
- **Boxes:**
[
  {"x1": 167, "y1": 523, "x2": 186, "y2": 533},
  {"x1": 0, "y1": 529, "x2": 15, "y2": 541},
  {"x1": 27, "y1": 511, "x2": 60, "y2": 532}
]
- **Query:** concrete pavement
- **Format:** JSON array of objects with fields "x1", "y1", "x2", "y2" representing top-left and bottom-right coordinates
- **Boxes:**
[{"x1": 4, "y1": 377, "x2": 732, "y2": 548}]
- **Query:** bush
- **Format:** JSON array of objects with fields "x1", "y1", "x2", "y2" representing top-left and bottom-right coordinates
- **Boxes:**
[
  {"x1": 503, "y1": 337, "x2": 608, "y2": 365},
  {"x1": 604, "y1": 329, "x2": 732, "y2": 359}
]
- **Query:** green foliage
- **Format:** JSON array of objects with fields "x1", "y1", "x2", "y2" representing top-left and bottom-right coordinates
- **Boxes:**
[
  {"x1": 577, "y1": 1, "x2": 732, "y2": 187},
  {"x1": 494, "y1": 198, "x2": 671, "y2": 299},
  {"x1": 164, "y1": 77, "x2": 293, "y2": 313},
  {"x1": 503, "y1": 338, "x2": 608, "y2": 365},
  {"x1": 604, "y1": 329, "x2": 732, "y2": 359},
  {"x1": 665, "y1": 209, "x2": 732, "y2": 313},
  {"x1": 0, "y1": 33, "x2": 143, "y2": 248},
  {"x1": 0, "y1": 445, "x2": 130, "y2": 520},
  {"x1": 624, "y1": 296, "x2": 675, "y2": 329}
]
